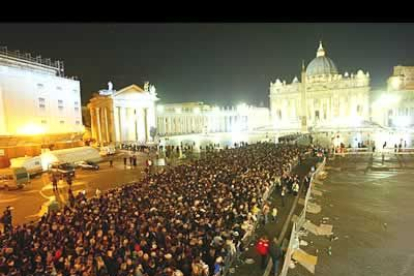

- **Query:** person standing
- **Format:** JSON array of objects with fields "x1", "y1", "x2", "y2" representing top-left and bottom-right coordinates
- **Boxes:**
[
  {"x1": 292, "y1": 181, "x2": 299, "y2": 196},
  {"x1": 68, "y1": 188, "x2": 75, "y2": 208},
  {"x1": 58, "y1": 176, "x2": 64, "y2": 190},
  {"x1": 303, "y1": 175, "x2": 310, "y2": 194},
  {"x1": 262, "y1": 202, "x2": 270, "y2": 226},
  {"x1": 66, "y1": 176, "x2": 73, "y2": 188},
  {"x1": 256, "y1": 235, "x2": 270, "y2": 270},
  {"x1": 281, "y1": 186, "x2": 286, "y2": 207},
  {"x1": 109, "y1": 158, "x2": 113, "y2": 167},
  {"x1": 2, "y1": 206, "x2": 13, "y2": 235},
  {"x1": 269, "y1": 238, "x2": 283, "y2": 276},
  {"x1": 52, "y1": 176, "x2": 58, "y2": 192},
  {"x1": 123, "y1": 156, "x2": 127, "y2": 167},
  {"x1": 271, "y1": 207, "x2": 278, "y2": 222},
  {"x1": 146, "y1": 159, "x2": 152, "y2": 177}
]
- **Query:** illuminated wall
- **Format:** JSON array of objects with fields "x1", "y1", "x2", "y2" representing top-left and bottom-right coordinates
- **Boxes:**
[
  {"x1": 269, "y1": 42, "x2": 370, "y2": 131},
  {"x1": 0, "y1": 84, "x2": 6, "y2": 134},
  {"x1": 0, "y1": 56, "x2": 82, "y2": 136},
  {"x1": 88, "y1": 84, "x2": 158, "y2": 145},
  {"x1": 371, "y1": 66, "x2": 414, "y2": 128},
  {"x1": 156, "y1": 102, "x2": 270, "y2": 136}
]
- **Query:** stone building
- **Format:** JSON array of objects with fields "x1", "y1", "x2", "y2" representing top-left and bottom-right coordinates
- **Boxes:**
[
  {"x1": 269, "y1": 42, "x2": 370, "y2": 132},
  {"x1": 371, "y1": 66, "x2": 414, "y2": 128},
  {"x1": 0, "y1": 47, "x2": 83, "y2": 167},
  {"x1": 156, "y1": 102, "x2": 270, "y2": 137},
  {"x1": 87, "y1": 82, "x2": 158, "y2": 146}
]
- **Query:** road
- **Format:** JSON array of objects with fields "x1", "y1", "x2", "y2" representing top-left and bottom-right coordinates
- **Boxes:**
[
  {"x1": 288, "y1": 153, "x2": 414, "y2": 276},
  {"x1": 0, "y1": 154, "x2": 148, "y2": 226}
]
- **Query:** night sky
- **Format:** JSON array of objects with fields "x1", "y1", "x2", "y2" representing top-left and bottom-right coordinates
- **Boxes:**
[{"x1": 1, "y1": 23, "x2": 414, "y2": 106}]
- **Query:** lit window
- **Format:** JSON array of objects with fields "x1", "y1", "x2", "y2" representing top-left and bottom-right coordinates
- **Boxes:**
[
  {"x1": 76, "y1": 120, "x2": 81, "y2": 125},
  {"x1": 75, "y1": 107, "x2": 79, "y2": 112},
  {"x1": 41, "y1": 120, "x2": 47, "y2": 124},
  {"x1": 57, "y1": 86, "x2": 62, "y2": 90},
  {"x1": 37, "y1": 83, "x2": 44, "y2": 88},
  {"x1": 74, "y1": 101, "x2": 79, "y2": 106},
  {"x1": 60, "y1": 120, "x2": 65, "y2": 124}
]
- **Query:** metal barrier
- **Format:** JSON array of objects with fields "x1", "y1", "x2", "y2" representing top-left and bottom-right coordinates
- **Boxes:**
[
  {"x1": 279, "y1": 222, "x2": 297, "y2": 276},
  {"x1": 221, "y1": 156, "x2": 300, "y2": 275},
  {"x1": 276, "y1": 157, "x2": 326, "y2": 276},
  {"x1": 297, "y1": 157, "x2": 326, "y2": 230},
  {"x1": 221, "y1": 175, "x2": 281, "y2": 276}
]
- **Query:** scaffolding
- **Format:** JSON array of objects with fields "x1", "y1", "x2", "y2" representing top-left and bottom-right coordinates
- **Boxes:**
[{"x1": 0, "y1": 46, "x2": 73, "y2": 79}]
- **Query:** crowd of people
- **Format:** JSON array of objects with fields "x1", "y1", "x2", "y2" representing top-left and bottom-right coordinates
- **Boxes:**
[{"x1": 0, "y1": 143, "x2": 306, "y2": 276}]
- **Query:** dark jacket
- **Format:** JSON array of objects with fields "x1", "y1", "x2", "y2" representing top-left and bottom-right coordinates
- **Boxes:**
[{"x1": 269, "y1": 242, "x2": 282, "y2": 261}]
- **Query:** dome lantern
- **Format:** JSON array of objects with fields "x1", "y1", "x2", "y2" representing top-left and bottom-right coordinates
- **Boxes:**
[
  {"x1": 316, "y1": 41, "x2": 325, "y2": 57},
  {"x1": 306, "y1": 41, "x2": 338, "y2": 77}
]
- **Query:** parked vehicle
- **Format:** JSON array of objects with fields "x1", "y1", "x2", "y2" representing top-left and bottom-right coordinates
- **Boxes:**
[
  {"x1": 99, "y1": 146, "x2": 116, "y2": 156},
  {"x1": 10, "y1": 156, "x2": 43, "y2": 176},
  {"x1": 0, "y1": 167, "x2": 30, "y2": 190},
  {"x1": 75, "y1": 160, "x2": 99, "y2": 170},
  {"x1": 49, "y1": 162, "x2": 76, "y2": 178},
  {"x1": 40, "y1": 146, "x2": 102, "y2": 171}
]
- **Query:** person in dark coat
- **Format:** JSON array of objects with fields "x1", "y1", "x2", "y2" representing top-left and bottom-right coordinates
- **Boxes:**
[
  {"x1": 2, "y1": 206, "x2": 13, "y2": 234},
  {"x1": 269, "y1": 238, "x2": 283, "y2": 276}
]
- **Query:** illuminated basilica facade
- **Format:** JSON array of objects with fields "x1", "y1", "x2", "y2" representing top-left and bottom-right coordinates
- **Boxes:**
[{"x1": 269, "y1": 42, "x2": 370, "y2": 132}]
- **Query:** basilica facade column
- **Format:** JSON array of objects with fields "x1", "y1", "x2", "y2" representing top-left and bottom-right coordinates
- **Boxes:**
[
  {"x1": 104, "y1": 107, "x2": 110, "y2": 143},
  {"x1": 96, "y1": 107, "x2": 102, "y2": 146},
  {"x1": 90, "y1": 107, "x2": 98, "y2": 143},
  {"x1": 113, "y1": 106, "x2": 119, "y2": 143}
]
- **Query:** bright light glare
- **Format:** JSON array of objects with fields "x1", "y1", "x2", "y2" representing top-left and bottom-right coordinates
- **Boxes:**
[
  {"x1": 350, "y1": 116, "x2": 362, "y2": 127},
  {"x1": 17, "y1": 123, "x2": 45, "y2": 135},
  {"x1": 40, "y1": 152, "x2": 58, "y2": 171},
  {"x1": 156, "y1": 105, "x2": 164, "y2": 113},
  {"x1": 193, "y1": 107, "x2": 201, "y2": 114},
  {"x1": 392, "y1": 77, "x2": 401, "y2": 90},
  {"x1": 237, "y1": 103, "x2": 248, "y2": 112},
  {"x1": 394, "y1": 116, "x2": 411, "y2": 127},
  {"x1": 212, "y1": 106, "x2": 220, "y2": 114},
  {"x1": 374, "y1": 94, "x2": 400, "y2": 107},
  {"x1": 176, "y1": 107, "x2": 182, "y2": 114}
]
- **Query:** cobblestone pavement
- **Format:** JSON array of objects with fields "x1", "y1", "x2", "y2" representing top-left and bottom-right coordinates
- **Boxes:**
[{"x1": 288, "y1": 153, "x2": 414, "y2": 276}]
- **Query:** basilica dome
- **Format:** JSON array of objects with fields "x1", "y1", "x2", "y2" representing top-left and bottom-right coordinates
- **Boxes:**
[{"x1": 306, "y1": 42, "x2": 338, "y2": 76}]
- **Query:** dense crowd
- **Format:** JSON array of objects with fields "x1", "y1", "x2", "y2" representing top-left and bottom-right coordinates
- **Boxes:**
[{"x1": 0, "y1": 143, "x2": 304, "y2": 276}]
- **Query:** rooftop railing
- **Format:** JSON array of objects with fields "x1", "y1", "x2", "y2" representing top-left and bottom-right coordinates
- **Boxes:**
[{"x1": 0, "y1": 46, "x2": 78, "y2": 80}]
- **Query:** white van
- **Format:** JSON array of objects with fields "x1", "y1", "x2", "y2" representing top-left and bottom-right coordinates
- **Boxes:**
[
  {"x1": 0, "y1": 167, "x2": 30, "y2": 190},
  {"x1": 10, "y1": 156, "x2": 43, "y2": 176}
]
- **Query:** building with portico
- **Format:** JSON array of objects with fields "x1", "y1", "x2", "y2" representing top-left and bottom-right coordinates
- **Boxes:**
[{"x1": 87, "y1": 82, "x2": 158, "y2": 146}]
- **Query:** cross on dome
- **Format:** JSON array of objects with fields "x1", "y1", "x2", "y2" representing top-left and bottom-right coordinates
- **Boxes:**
[{"x1": 317, "y1": 41, "x2": 325, "y2": 57}]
